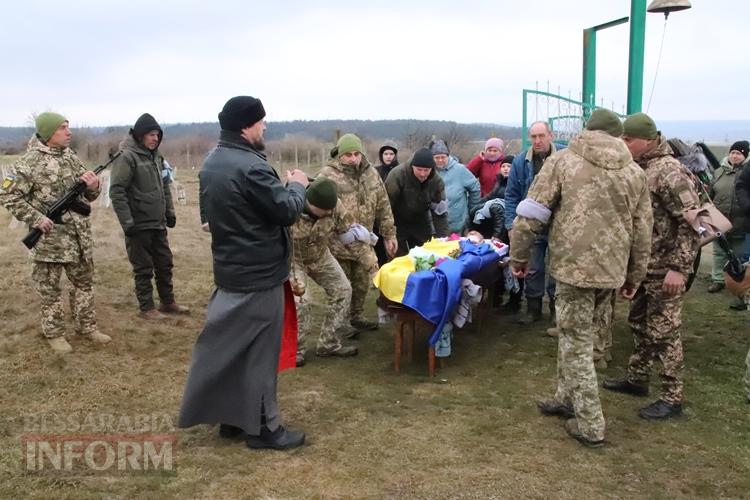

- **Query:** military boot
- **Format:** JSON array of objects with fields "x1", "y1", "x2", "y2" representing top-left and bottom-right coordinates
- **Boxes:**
[
  {"x1": 516, "y1": 297, "x2": 543, "y2": 325},
  {"x1": 48, "y1": 337, "x2": 73, "y2": 354},
  {"x1": 85, "y1": 331, "x2": 112, "y2": 344},
  {"x1": 159, "y1": 302, "x2": 191, "y2": 315},
  {"x1": 602, "y1": 377, "x2": 649, "y2": 396},
  {"x1": 317, "y1": 344, "x2": 358, "y2": 358},
  {"x1": 638, "y1": 399, "x2": 682, "y2": 420},
  {"x1": 351, "y1": 318, "x2": 378, "y2": 331},
  {"x1": 564, "y1": 418, "x2": 605, "y2": 448},
  {"x1": 537, "y1": 398, "x2": 574, "y2": 418}
]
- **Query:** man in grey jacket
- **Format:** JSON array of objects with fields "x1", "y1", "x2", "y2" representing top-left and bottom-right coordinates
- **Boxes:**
[{"x1": 109, "y1": 113, "x2": 189, "y2": 320}]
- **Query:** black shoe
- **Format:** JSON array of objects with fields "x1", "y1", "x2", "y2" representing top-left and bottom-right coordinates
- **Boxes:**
[
  {"x1": 246, "y1": 425, "x2": 305, "y2": 450},
  {"x1": 537, "y1": 398, "x2": 574, "y2": 418},
  {"x1": 602, "y1": 377, "x2": 649, "y2": 397},
  {"x1": 317, "y1": 344, "x2": 358, "y2": 357},
  {"x1": 351, "y1": 319, "x2": 378, "y2": 331},
  {"x1": 516, "y1": 297, "x2": 543, "y2": 325},
  {"x1": 729, "y1": 298, "x2": 747, "y2": 311},
  {"x1": 218, "y1": 424, "x2": 245, "y2": 439},
  {"x1": 564, "y1": 418, "x2": 605, "y2": 448},
  {"x1": 295, "y1": 352, "x2": 306, "y2": 367},
  {"x1": 638, "y1": 399, "x2": 682, "y2": 420}
]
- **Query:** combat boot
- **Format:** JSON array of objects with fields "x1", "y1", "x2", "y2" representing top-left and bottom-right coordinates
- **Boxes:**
[
  {"x1": 564, "y1": 418, "x2": 605, "y2": 448},
  {"x1": 546, "y1": 327, "x2": 559, "y2": 337},
  {"x1": 339, "y1": 325, "x2": 360, "y2": 340},
  {"x1": 602, "y1": 377, "x2": 649, "y2": 396},
  {"x1": 85, "y1": 331, "x2": 112, "y2": 344},
  {"x1": 594, "y1": 358, "x2": 608, "y2": 371},
  {"x1": 295, "y1": 351, "x2": 306, "y2": 367},
  {"x1": 48, "y1": 337, "x2": 72, "y2": 354},
  {"x1": 351, "y1": 318, "x2": 378, "y2": 331},
  {"x1": 246, "y1": 425, "x2": 305, "y2": 450},
  {"x1": 638, "y1": 399, "x2": 682, "y2": 420},
  {"x1": 537, "y1": 398, "x2": 574, "y2": 418},
  {"x1": 317, "y1": 344, "x2": 358, "y2": 358},
  {"x1": 516, "y1": 297, "x2": 543, "y2": 325}
]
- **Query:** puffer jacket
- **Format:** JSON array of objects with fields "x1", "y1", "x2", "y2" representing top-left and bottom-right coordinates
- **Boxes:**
[{"x1": 435, "y1": 156, "x2": 480, "y2": 234}]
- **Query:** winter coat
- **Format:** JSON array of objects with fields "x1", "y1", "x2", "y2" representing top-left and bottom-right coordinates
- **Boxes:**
[
  {"x1": 374, "y1": 140, "x2": 399, "y2": 183},
  {"x1": 199, "y1": 130, "x2": 306, "y2": 292},
  {"x1": 504, "y1": 143, "x2": 563, "y2": 229},
  {"x1": 711, "y1": 156, "x2": 750, "y2": 238},
  {"x1": 435, "y1": 156, "x2": 480, "y2": 234},
  {"x1": 466, "y1": 154, "x2": 503, "y2": 197},
  {"x1": 734, "y1": 161, "x2": 750, "y2": 232},
  {"x1": 384, "y1": 161, "x2": 449, "y2": 244},
  {"x1": 510, "y1": 130, "x2": 653, "y2": 289},
  {"x1": 110, "y1": 134, "x2": 175, "y2": 234}
]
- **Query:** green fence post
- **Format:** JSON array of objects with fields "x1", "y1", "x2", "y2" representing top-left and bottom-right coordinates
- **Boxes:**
[{"x1": 627, "y1": 0, "x2": 647, "y2": 114}]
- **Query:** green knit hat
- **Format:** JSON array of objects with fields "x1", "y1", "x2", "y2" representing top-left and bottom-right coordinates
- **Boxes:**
[
  {"x1": 306, "y1": 177, "x2": 338, "y2": 210},
  {"x1": 585, "y1": 108, "x2": 623, "y2": 137},
  {"x1": 35, "y1": 112, "x2": 68, "y2": 142},
  {"x1": 332, "y1": 133, "x2": 363, "y2": 159},
  {"x1": 623, "y1": 112, "x2": 658, "y2": 140}
]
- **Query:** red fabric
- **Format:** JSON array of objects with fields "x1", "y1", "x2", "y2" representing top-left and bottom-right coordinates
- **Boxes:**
[
  {"x1": 466, "y1": 154, "x2": 503, "y2": 197},
  {"x1": 278, "y1": 281, "x2": 298, "y2": 372}
]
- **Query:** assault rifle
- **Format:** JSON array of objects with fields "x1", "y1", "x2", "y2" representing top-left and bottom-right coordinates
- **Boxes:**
[
  {"x1": 22, "y1": 152, "x2": 121, "y2": 249},
  {"x1": 716, "y1": 232, "x2": 745, "y2": 282}
]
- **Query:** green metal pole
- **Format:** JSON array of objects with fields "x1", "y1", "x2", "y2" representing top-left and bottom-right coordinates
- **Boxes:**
[
  {"x1": 582, "y1": 28, "x2": 596, "y2": 119},
  {"x1": 522, "y1": 89, "x2": 529, "y2": 151},
  {"x1": 627, "y1": 0, "x2": 646, "y2": 114}
]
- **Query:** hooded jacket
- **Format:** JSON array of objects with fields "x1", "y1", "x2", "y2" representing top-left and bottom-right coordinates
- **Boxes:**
[
  {"x1": 511, "y1": 130, "x2": 653, "y2": 288},
  {"x1": 711, "y1": 155, "x2": 750, "y2": 238},
  {"x1": 384, "y1": 158, "x2": 449, "y2": 244},
  {"x1": 110, "y1": 134, "x2": 174, "y2": 234},
  {"x1": 375, "y1": 140, "x2": 399, "y2": 183},
  {"x1": 435, "y1": 156, "x2": 480, "y2": 233}
]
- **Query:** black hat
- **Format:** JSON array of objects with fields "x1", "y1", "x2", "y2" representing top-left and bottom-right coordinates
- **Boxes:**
[
  {"x1": 730, "y1": 140, "x2": 749, "y2": 159},
  {"x1": 411, "y1": 147, "x2": 436, "y2": 169},
  {"x1": 131, "y1": 113, "x2": 163, "y2": 142},
  {"x1": 218, "y1": 96, "x2": 266, "y2": 132},
  {"x1": 502, "y1": 155, "x2": 515, "y2": 165}
]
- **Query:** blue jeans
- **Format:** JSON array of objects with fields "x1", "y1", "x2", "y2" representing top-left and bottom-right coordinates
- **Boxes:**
[{"x1": 525, "y1": 234, "x2": 556, "y2": 299}]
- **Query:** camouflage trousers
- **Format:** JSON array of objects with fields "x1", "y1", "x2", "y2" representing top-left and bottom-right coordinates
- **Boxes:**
[
  {"x1": 31, "y1": 259, "x2": 97, "y2": 339},
  {"x1": 553, "y1": 282, "x2": 611, "y2": 442},
  {"x1": 626, "y1": 279, "x2": 685, "y2": 405},
  {"x1": 593, "y1": 291, "x2": 616, "y2": 361},
  {"x1": 336, "y1": 257, "x2": 371, "y2": 322},
  {"x1": 297, "y1": 250, "x2": 353, "y2": 353}
]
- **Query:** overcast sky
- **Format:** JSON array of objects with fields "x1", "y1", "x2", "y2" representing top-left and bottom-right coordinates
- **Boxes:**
[{"x1": 1, "y1": 0, "x2": 746, "y2": 127}]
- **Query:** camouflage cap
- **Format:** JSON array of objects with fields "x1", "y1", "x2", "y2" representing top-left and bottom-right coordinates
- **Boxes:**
[
  {"x1": 35, "y1": 112, "x2": 68, "y2": 142},
  {"x1": 623, "y1": 112, "x2": 658, "y2": 140},
  {"x1": 585, "y1": 109, "x2": 623, "y2": 137}
]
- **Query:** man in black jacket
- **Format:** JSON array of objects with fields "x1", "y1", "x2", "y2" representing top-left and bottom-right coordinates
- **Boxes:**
[
  {"x1": 110, "y1": 113, "x2": 190, "y2": 320},
  {"x1": 179, "y1": 95, "x2": 309, "y2": 451}
]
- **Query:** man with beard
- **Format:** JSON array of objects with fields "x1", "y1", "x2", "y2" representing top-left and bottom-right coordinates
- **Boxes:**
[
  {"x1": 110, "y1": 113, "x2": 190, "y2": 320},
  {"x1": 179, "y1": 95, "x2": 309, "y2": 450}
]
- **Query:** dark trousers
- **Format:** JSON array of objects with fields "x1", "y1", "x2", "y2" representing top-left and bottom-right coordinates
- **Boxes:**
[{"x1": 125, "y1": 229, "x2": 174, "y2": 311}]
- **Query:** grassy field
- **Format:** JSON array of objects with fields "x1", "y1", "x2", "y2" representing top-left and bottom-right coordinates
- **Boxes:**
[{"x1": 0, "y1": 161, "x2": 749, "y2": 499}]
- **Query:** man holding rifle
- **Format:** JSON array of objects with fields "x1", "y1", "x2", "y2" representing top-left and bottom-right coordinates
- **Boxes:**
[{"x1": 0, "y1": 112, "x2": 111, "y2": 353}]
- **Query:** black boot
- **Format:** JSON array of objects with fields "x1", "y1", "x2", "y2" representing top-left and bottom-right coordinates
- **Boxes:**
[
  {"x1": 638, "y1": 399, "x2": 682, "y2": 420},
  {"x1": 537, "y1": 398, "x2": 574, "y2": 418},
  {"x1": 602, "y1": 377, "x2": 649, "y2": 397},
  {"x1": 246, "y1": 425, "x2": 305, "y2": 450},
  {"x1": 218, "y1": 424, "x2": 245, "y2": 439},
  {"x1": 516, "y1": 297, "x2": 543, "y2": 324},
  {"x1": 496, "y1": 289, "x2": 522, "y2": 315}
]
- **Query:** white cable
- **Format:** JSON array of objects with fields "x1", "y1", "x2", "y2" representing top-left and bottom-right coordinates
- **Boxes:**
[{"x1": 647, "y1": 17, "x2": 668, "y2": 113}]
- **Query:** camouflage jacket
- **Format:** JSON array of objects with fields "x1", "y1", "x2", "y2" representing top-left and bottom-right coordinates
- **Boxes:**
[
  {"x1": 317, "y1": 156, "x2": 396, "y2": 261},
  {"x1": 0, "y1": 135, "x2": 100, "y2": 263},
  {"x1": 290, "y1": 203, "x2": 377, "y2": 286},
  {"x1": 635, "y1": 135, "x2": 700, "y2": 277},
  {"x1": 511, "y1": 130, "x2": 653, "y2": 289}
]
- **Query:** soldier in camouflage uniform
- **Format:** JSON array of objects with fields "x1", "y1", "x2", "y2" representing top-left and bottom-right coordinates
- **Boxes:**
[
  {"x1": 0, "y1": 112, "x2": 111, "y2": 353},
  {"x1": 317, "y1": 134, "x2": 397, "y2": 331},
  {"x1": 604, "y1": 113, "x2": 701, "y2": 420},
  {"x1": 290, "y1": 178, "x2": 378, "y2": 363},
  {"x1": 511, "y1": 109, "x2": 653, "y2": 447}
]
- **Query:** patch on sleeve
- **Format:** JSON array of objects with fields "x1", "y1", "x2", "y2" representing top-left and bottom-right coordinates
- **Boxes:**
[{"x1": 0, "y1": 174, "x2": 16, "y2": 193}]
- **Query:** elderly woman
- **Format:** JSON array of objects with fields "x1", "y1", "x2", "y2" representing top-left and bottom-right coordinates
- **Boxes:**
[
  {"x1": 709, "y1": 140, "x2": 750, "y2": 308},
  {"x1": 466, "y1": 138, "x2": 505, "y2": 196},
  {"x1": 429, "y1": 139, "x2": 480, "y2": 234}
]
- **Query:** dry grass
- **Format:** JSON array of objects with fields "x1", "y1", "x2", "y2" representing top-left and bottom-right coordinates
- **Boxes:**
[{"x1": 0, "y1": 164, "x2": 749, "y2": 499}]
